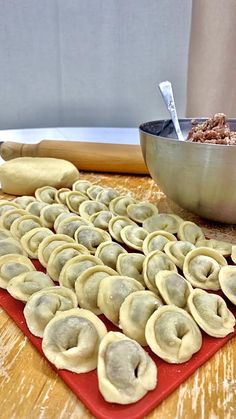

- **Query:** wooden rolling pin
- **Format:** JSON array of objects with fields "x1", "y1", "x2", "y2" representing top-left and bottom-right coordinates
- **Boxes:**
[{"x1": 0, "y1": 140, "x2": 148, "y2": 174}]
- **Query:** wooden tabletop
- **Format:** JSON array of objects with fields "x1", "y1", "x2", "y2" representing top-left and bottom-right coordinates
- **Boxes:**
[{"x1": 0, "y1": 172, "x2": 236, "y2": 419}]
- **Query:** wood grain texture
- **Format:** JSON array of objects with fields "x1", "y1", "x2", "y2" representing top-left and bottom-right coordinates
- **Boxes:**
[{"x1": 0, "y1": 172, "x2": 235, "y2": 419}]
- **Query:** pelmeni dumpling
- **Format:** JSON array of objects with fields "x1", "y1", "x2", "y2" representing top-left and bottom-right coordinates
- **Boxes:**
[
  {"x1": 183, "y1": 247, "x2": 227, "y2": 290},
  {"x1": 142, "y1": 230, "x2": 177, "y2": 255},
  {"x1": 35, "y1": 186, "x2": 57, "y2": 204},
  {"x1": 108, "y1": 216, "x2": 137, "y2": 243},
  {"x1": 79, "y1": 200, "x2": 108, "y2": 220},
  {"x1": 143, "y1": 213, "x2": 183, "y2": 234},
  {"x1": 109, "y1": 195, "x2": 137, "y2": 217},
  {"x1": 155, "y1": 270, "x2": 193, "y2": 310},
  {"x1": 219, "y1": 266, "x2": 236, "y2": 305},
  {"x1": 38, "y1": 234, "x2": 75, "y2": 268},
  {"x1": 57, "y1": 216, "x2": 91, "y2": 238},
  {"x1": 89, "y1": 210, "x2": 114, "y2": 231},
  {"x1": 72, "y1": 179, "x2": 92, "y2": 194},
  {"x1": 42, "y1": 308, "x2": 107, "y2": 373},
  {"x1": 65, "y1": 191, "x2": 87, "y2": 214},
  {"x1": 195, "y1": 239, "x2": 233, "y2": 257},
  {"x1": 20, "y1": 227, "x2": 54, "y2": 258},
  {"x1": 119, "y1": 291, "x2": 163, "y2": 345},
  {"x1": 59, "y1": 254, "x2": 103, "y2": 290},
  {"x1": 177, "y1": 221, "x2": 205, "y2": 245},
  {"x1": 120, "y1": 225, "x2": 148, "y2": 251},
  {"x1": 7, "y1": 271, "x2": 54, "y2": 302},
  {"x1": 55, "y1": 188, "x2": 70, "y2": 205},
  {"x1": 74, "y1": 225, "x2": 111, "y2": 254},
  {"x1": 87, "y1": 184, "x2": 104, "y2": 200},
  {"x1": 0, "y1": 208, "x2": 28, "y2": 230},
  {"x1": 24, "y1": 286, "x2": 78, "y2": 337},
  {"x1": 143, "y1": 250, "x2": 178, "y2": 292},
  {"x1": 116, "y1": 253, "x2": 145, "y2": 286},
  {"x1": 232, "y1": 246, "x2": 236, "y2": 264},
  {"x1": 96, "y1": 187, "x2": 119, "y2": 205},
  {"x1": 54, "y1": 212, "x2": 78, "y2": 231},
  {"x1": 13, "y1": 196, "x2": 36, "y2": 209},
  {"x1": 187, "y1": 289, "x2": 235, "y2": 337},
  {"x1": 97, "y1": 331, "x2": 157, "y2": 404},
  {"x1": 97, "y1": 275, "x2": 144, "y2": 325},
  {"x1": 0, "y1": 200, "x2": 20, "y2": 216},
  {"x1": 10, "y1": 214, "x2": 42, "y2": 240},
  {"x1": 26, "y1": 201, "x2": 48, "y2": 217},
  {"x1": 164, "y1": 240, "x2": 195, "y2": 270},
  {"x1": 127, "y1": 202, "x2": 159, "y2": 223},
  {"x1": 0, "y1": 228, "x2": 12, "y2": 240},
  {"x1": 47, "y1": 243, "x2": 89, "y2": 281},
  {"x1": 0, "y1": 238, "x2": 27, "y2": 257},
  {"x1": 40, "y1": 204, "x2": 69, "y2": 228},
  {"x1": 0, "y1": 254, "x2": 35, "y2": 289},
  {"x1": 145, "y1": 305, "x2": 202, "y2": 363},
  {"x1": 75, "y1": 265, "x2": 117, "y2": 314},
  {"x1": 95, "y1": 241, "x2": 127, "y2": 270}
]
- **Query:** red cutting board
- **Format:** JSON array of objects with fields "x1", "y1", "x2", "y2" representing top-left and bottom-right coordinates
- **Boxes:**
[{"x1": 0, "y1": 260, "x2": 236, "y2": 419}]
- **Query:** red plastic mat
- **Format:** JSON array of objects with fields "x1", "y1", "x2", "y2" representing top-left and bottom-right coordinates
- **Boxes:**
[{"x1": 1, "y1": 260, "x2": 236, "y2": 419}]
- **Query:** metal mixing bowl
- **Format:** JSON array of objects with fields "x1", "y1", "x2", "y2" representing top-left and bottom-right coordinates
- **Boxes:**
[{"x1": 139, "y1": 119, "x2": 236, "y2": 224}]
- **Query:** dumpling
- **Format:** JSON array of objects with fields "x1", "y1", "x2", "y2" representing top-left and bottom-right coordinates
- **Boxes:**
[
  {"x1": 108, "y1": 216, "x2": 137, "y2": 243},
  {"x1": 87, "y1": 184, "x2": 104, "y2": 200},
  {"x1": 75, "y1": 265, "x2": 117, "y2": 314},
  {"x1": 143, "y1": 250, "x2": 178, "y2": 292},
  {"x1": 79, "y1": 200, "x2": 108, "y2": 220},
  {"x1": 7, "y1": 271, "x2": 54, "y2": 302},
  {"x1": 187, "y1": 289, "x2": 235, "y2": 337},
  {"x1": 155, "y1": 270, "x2": 193, "y2": 310},
  {"x1": 96, "y1": 187, "x2": 119, "y2": 205},
  {"x1": 59, "y1": 254, "x2": 103, "y2": 290},
  {"x1": 97, "y1": 275, "x2": 144, "y2": 325},
  {"x1": 164, "y1": 240, "x2": 195, "y2": 270},
  {"x1": 0, "y1": 208, "x2": 27, "y2": 230},
  {"x1": 232, "y1": 245, "x2": 236, "y2": 263},
  {"x1": 142, "y1": 230, "x2": 177, "y2": 255},
  {"x1": 54, "y1": 212, "x2": 78, "y2": 231},
  {"x1": 10, "y1": 214, "x2": 42, "y2": 240},
  {"x1": 56, "y1": 215, "x2": 91, "y2": 237},
  {"x1": 40, "y1": 204, "x2": 69, "y2": 228},
  {"x1": 0, "y1": 200, "x2": 20, "y2": 216},
  {"x1": 0, "y1": 254, "x2": 35, "y2": 289},
  {"x1": 0, "y1": 228, "x2": 12, "y2": 240},
  {"x1": 177, "y1": 221, "x2": 205, "y2": 245},
  {"x1": 74, "y1": 225, "x2": 111, "y2": 254},
  {"x1": 143, "y1": 213, "x2": 183, "y2": 234},
  {"x1": 47, "y1": 243, "x2": 89, "y2": 281},
  {"x1": 219, "y1": 266, "x2": 236, "y2": 305},
  {"x1": 65, "y1": 191, "x2": 87, "y2": 214},
  {"x1": 183, "y1": 247, "x2": 227, "y2": 290},
  {"x1": 38, "y1": 234, "x2": 75, "y2": 268},
  {"x1": 42, "y1": 308, "x2": 107, "y2": 373},
  {"x1": 26, "y1": 201, "x2": 48, "y2": 217},
  {"x1": 95, "y1": 241, "x2": 127, "y2": 270},
  {"x1": 127, "y1": 202, "x2": 159, "y2": 223},
  {"x1": 195, "y1": 239, "x2": 233, "y2": 257},
  {"x1": 23, "y1": 286, "x2": 78, "y2": 337},
  {"x1": 120, "y1": 225, "x2": 148, "y2": 251},
  {"x1": 116, "y1": 253, "x2": 145, "y2": 286},
  {"x1": 89, "y1": 210, "x2": 114, "y2": 231},
  {"x1": 13, "y1": 196, "x2": 36, "y2": 209},
  {"x1": 109, "y1": 195, "x2": 137, "y2": 217},
  {"x1": 35, "y1": 186, "x2": 57, "y2": 204},
  {"x1": 55, "y1": 188, "x2": 70, "y2": 205},
  {"x1": 119, "y1": 290, "x2": 163, "y2": 345},
  {"x1": 0, "y1": 238, "x2": 27, "y2": 257},
  {"x1": 97, "y1": 331, "x2": 157, "y2": 404},
  {"x1": 145, "y1": 305, "x2": 202, "y2": 363},
  {"x1": 72, "y1": 179, "x2": 92, "y2": 194},
  {"x1": 20, "y1": 227, "x2": 54, "y2": 258}
]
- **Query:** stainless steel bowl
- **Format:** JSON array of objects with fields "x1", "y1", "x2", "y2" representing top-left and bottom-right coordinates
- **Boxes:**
[{"x1": 139, "y1": 119, "x2": 236, "y2": 224}]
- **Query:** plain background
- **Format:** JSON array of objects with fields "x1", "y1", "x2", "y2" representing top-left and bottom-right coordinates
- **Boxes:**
[{"x1": 0, "y1": 0, "x2": 192, "y2": 129}]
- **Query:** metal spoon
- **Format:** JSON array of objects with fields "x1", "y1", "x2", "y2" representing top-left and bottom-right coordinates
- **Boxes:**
[{"x1": 158, "y1": 80, "x2": 185, "y2": 141}]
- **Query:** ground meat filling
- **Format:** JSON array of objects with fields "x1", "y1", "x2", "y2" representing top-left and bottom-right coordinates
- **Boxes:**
[{"x1": 187, "y1": 113, "x2": 236, "y2": 145}]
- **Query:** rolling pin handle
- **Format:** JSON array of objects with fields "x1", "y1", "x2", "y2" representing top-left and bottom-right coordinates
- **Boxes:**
[{"x1": 0, "y1": 142, "x2": 37, "y2": 161}]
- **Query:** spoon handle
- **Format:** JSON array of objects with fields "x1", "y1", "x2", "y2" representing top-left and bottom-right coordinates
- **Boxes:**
[{"x1": 158, "y1": 81, "x2": 185, "y2": 141}]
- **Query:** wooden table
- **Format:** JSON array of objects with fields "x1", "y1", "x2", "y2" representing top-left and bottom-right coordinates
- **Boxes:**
[{"x1": 0, "y1": 172, "x2": 236, "y2": 419}]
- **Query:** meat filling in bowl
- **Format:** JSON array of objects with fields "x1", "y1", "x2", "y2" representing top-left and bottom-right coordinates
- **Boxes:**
[{"x1": 187, "y1": 113, "x2": 236, "y2": 145}]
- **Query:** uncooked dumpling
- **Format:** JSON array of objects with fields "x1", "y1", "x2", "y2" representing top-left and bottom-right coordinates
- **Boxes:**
[
  {"x1": 164, "y1": 240, "x2": 195, "y2": 270},
  {"x1": 120, "y1": 225, "x2": 148, "y2": 251},
  {"x1": 65, "y1": 191, "x2": 87, "y2": 214},
  {"x1": 155, "y1": 270, "x2": 193, "y2": 310},
  {"x1": 0, "y1": 254, "x2": 35, "y2": 289},
  {"x1": 143, "y1": 250, "x2": 177, "y2": 292},
  {"x1": 35, "y1": 186, "x2": 57, "y2": 204},
  {"x1": 196, "y1": 239, "x2": 233, "y2": 257},
  {"x1": 74, "y1": 225, "x2": 111, "y2": 254},
  {"x1": 143, "y1": 213, "x2": 183, "y2": 234},
  {"x1": 21, "y1": 227, "x2": 54, "y2": 259},
  {"x1": 177, "y1": 221, "x2": 205, "y2": 245},
  {"x1": 108, "y1": 216, "x2": 137, "y2": 243},
  {"x1": 7, "y1": 271, "x2": 54, "y2": 302},
  {"x1": 79, "y1": 200, "x2": 108, "y2": 220},
  {"x1": 0, "y1": 200, "x2": 20, "y2": 216},
  {"x1": 57, "y1": 216, "x2": 91, "y2": 238},
  {"x1": 72, "y1": 179, "x2": 92, "y2": 195},
  {"x1": 54, "y1": 212, "x2": 78, "y2": 231},
  {"x1": 87, "y1": 185, "x2": 104, "y2": 200},
  {"x1": 97, "y1": 331, "x2": 157, "y2": 404},
  {"x1": 0, "y1": 237, "x2": 27, "y2": 257},
  {"x1": 10, "y1": 214, "x2": 42, "y2": 240},
  {"x1": 40, "y1": 203, "x2": 69, "y2": 228},
  {"x1": 127, "y1": 202, "x2": 159, "y2": 223},
  {"x1": 59, "y1": 254, "x2": 103, "y2": 290},
  {"x1": 96, "y1": 187, "x2": 119, "y2": 206},
  {"x1": 231, "y1": 245, "x2": 236, "y2": 264},
  {"x1": 219, "y1": 265, "x2": 236, "y2": 305},
  {"x1": 47, "y1": 243, "x2": 89, "y2": 281},
  {"x1": 38, "y1": 234, "x2": 75, "y2": 267},
  {"x1": 55, "y1": 188, "x2": 70, "y2": 205},
  {"x1": 116, "y1": 253, "x2": 145, "y2": 286},
  {"x1": 26, "y1": 201, "x2": 48, "y2": 217},
  {"x1": 0, "y1": 208, "x2": 27, "y2": 230},
  {"x1": 13, "y1": 196, "x2": 36, "y2": 209},
  {"x1": 89, "y1": 210, "x2": 114, "y2": 231},
  {"x1": 95, "y1": 241, "x2": 127, "y2": 270},
  {"x1": 109, "y1": 195, "x2": 137, "y2": 217},
  {"x1": 142, "y1": 230, "x2": 177, "y2": 255}
]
